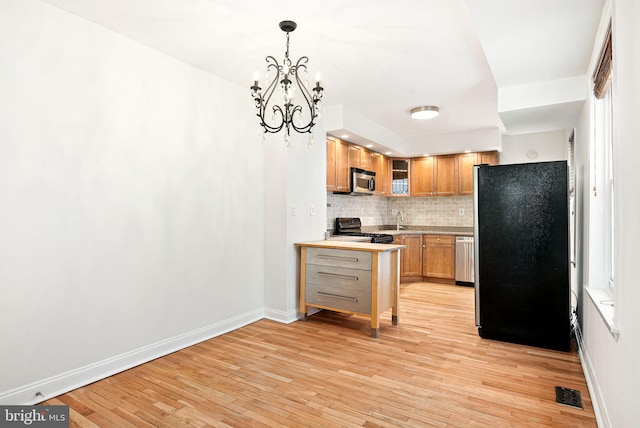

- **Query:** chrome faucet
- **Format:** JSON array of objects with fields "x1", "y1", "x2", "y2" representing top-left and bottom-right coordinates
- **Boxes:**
[{"x1": 396, "y1": 211, "x2": 405, "y2": 231}]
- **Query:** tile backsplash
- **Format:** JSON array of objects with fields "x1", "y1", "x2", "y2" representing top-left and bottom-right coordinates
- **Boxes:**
[{"x1": 327, "y1": 193, "x2": 474, "y2": 230}]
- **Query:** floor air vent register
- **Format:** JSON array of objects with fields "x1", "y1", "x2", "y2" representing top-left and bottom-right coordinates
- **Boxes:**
[{"x1": 555, "y1": 386, "x2": 584, "y2": 409}]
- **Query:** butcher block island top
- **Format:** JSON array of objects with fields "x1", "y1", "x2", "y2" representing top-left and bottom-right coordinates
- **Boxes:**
[{"x1": 295, "y1": 241, "x2": 406, "y2": 338}]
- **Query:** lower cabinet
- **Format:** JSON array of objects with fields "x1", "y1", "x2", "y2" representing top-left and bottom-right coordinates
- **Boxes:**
[
  {"x1": 392, "y1": 234, "x2": 456, "y2": 282},
  {"x1": 393, "y1": 234, "x2": 423, "y2": 278},
  {"x1": 422, "y1": 235, "x2": 455, "y2": 280}
]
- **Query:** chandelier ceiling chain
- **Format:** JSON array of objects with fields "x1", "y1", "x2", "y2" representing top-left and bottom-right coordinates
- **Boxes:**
[{"x1": 250, "y1": 20, "x2": 323, "y2": 149}]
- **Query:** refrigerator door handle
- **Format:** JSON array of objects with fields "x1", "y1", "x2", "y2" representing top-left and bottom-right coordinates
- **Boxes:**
[{"x1": 473, "y1": 165, "x2": 481, "y2": 327}]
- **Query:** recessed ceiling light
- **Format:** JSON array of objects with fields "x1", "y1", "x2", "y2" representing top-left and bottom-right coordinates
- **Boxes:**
[
  {"x1": 423, "y1": 153, "x2": 431, "y2": 157},
  {"x1": 341, "y1": 134, "x2": 349, "y2": 139},
  {"x1": 464, "y1": 150, "x2": 471, "y2": 153},
  {"x1": 385, "y1": 151, "x2": 392, "y2": 155},
  {"x1": 410, "y1": 106, "x2": 439, "y2": 120},
  {"x1": 366, "y1": 144, "x2": 373, "y2": 148}
]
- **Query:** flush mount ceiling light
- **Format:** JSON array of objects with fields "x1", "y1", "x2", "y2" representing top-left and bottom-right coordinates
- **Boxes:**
[
  {"x1": 250, "y1": 20, "x2": 324, "y2": 149},
  {"x1": 410, "y1": 105, "x2": 439, "y2": 120}
]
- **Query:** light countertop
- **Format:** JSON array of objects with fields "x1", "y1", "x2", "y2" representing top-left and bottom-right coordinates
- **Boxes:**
[
  {"x1": 295, "y1": 240, "x2": 406, "y2": 252},
  {"x1": 330, "y1": 226, "x2": 474, "y2": 237}
]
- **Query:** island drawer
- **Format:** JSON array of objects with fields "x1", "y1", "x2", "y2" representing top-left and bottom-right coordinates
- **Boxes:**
[
  {"x1": 306, "y1": 264, "x2": 372, "y2": 292},
  {"x1": 305, "y1": 283, "x2": 371, "y2": 315},
  {"x1": 305, "y1": 247, "x2": 372, "y2": 270}
]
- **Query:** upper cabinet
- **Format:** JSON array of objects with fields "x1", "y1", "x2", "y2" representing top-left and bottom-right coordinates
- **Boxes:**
[
  {"x1": 326, "y1": 138, "x2": 498, "y2": 197},
  {"x1": 348, "y1": 145, "x2": 365, "y2": 170},
  {"x1": 478, "y1": 151, "x2": 499, "y2": 166},
  {"x1": 391, "y1": 159, "x2": 410, "y2": 196},
  {"x1": 458, "y1": 151, "x2": 500, "y2": 195},
  {"x1": 326, "y1": 137, "x2": 389, "y2": 194},
  {"x1": 409, "y1": 157, "x2": 434, "y2": 196},
  {"x1": 457, "y1": 152, "x2": 478, "y2": 196},
  {"x1": 434, "y1": 154, "x2": 458, "y2": 196},
  {"x1": 371, "y1": 152, "x2": 390, "y2": 196},
  {"x1": 409, "y1": 151, "x2": 498, "y2": 197},
  {"x1": 326, "y1": 137, "x2": 350, "y2": 192},
  {"x1": 410, "y1": 154, "x2": 458, "y2": 196}
]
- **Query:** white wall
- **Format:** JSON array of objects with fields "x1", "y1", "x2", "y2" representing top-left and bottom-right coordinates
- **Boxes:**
[
  {"x1": 262, "y1": 129, "x2": 327, "y2": 323},
  {"x1": 0, "y1": 0, "x2": 264, "y2": 403},
  {"x1": 500, "y1": 130, "x2": 568, "y2": 164},
  {"x1": 577, "y1": 0, "x2": 640, "y2": 426}
]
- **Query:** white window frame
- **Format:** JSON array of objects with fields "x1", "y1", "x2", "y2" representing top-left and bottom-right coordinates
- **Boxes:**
[{"x1": 585, "y1": 17, "x2": 618, "y2": 337}]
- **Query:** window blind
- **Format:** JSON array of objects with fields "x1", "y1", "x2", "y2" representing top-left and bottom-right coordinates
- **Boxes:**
[{"x1": 593, "y1": 22, "x2": 612, "y2": 99}]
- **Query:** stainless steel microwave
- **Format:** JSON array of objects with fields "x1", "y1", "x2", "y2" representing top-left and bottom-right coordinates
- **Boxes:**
[{"x1": 334, "y1": 167, "x2": 376, "y2": 195}]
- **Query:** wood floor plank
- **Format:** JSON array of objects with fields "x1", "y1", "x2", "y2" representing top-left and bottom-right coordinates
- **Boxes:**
[{"x1": 44, "y1": 282, "x2": 596, "y2": 427}]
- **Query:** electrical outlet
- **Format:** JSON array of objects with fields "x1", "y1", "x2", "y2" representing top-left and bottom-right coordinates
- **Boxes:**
[
  {"x1": 391, "y1": 209, "x2": 398, "y2": 216},
  {"x1": 459, "y1": 208, "x2": 465, "y2": 216},
  {"x1": 310, "y1": 205, "x2": 315, "y2": 216},
  {"x1": 291, "y1": 204, "x2": 296, "y2": 216}
]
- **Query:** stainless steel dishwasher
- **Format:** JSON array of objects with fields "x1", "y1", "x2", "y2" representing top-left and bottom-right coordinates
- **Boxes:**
[{"x1": 455, "y1": 236, "x2": 475, "y2": 286}]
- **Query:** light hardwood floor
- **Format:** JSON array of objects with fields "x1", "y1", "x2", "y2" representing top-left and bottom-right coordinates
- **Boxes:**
[{"x1": 45, "y1": 282, "x2": 596, "y2": 427}]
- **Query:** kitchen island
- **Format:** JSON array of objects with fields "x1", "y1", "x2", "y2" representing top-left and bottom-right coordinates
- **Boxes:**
[{"x1": 295, "y1": 240, "x2": 405, "y2": 338}]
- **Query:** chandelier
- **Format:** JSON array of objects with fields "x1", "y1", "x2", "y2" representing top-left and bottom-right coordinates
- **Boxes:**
[{"x1": 250, "y1": 20, "x2": 324, "y2": 149}]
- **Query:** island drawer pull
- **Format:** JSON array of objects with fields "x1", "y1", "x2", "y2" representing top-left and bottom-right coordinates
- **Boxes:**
[
  {"x1": 317, "y1": 291, "x2": 358, "y2": 302},
  {"x1": 317, "y1": 272, "x2": 359, "y2": 281},
  {"x1": 317, "y1": 254, "x2": 359, "y2": 262}
]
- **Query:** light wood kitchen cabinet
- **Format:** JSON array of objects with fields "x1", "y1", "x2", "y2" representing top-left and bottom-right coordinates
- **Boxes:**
[
  {"x1": 458, "y1": 151, "x2": 499, "y2": 195},
  {"x1": 359, "y1": 148, "x2": 373, "y2": 171},
  {"x1": 391, "y1": 159, "x2": 410, "y2": 196},
  {"x1": 326, "y1": 137, "x2": 338, "y2": 191},
  {"x1": 457, "y1": 152, "x2": 478, "y2": 196},
  {"x1": 479, "y1": 150, "x2": 499, "y2": 166},
  {"x1": 410, "y1": 156, "x2": 435, "y2": 196},
  {"x1": 434, "y1": 154, "x2": 458, "y2": 196},
  {"x1": 326, "y1": 137, "x2": 350, "y2": 192},
  {"x1": 422, "y1": 235, "x2": 455, "y2": 280},
  {"x1": 348, "y1": 145, "x2": 364, "y2": 169},
  {"x1": 328, "y1": 141, "x2": 499, "y2": 196},
  {"x1": 370, "y1": 152, "x2": 389, "y2": 196},
  {"x1": 411, "y1": 155, "x2": 458, "y2": 196},
  {"x1": 393, "y1": 234, "x2": 423, "y2": 279}
]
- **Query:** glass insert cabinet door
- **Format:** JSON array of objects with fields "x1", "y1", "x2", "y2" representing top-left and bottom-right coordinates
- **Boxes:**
[{"x1": 392, "y1": 159, "x2": 409, "y2": 195}]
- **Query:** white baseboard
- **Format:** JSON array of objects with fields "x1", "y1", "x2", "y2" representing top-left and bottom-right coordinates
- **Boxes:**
[
  {"x1": 263, "y1": 306, "x2": 300, "y2": 324},
  {"x1": 575, "y1": 321, "x2": 610, "y2": 428},
  {"x1": 0, "y1": 308, "x2": 264, "y2": 405}
]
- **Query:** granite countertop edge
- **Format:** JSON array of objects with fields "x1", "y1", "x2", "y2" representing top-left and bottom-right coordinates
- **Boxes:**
[{"x1": 361, "y1": 225, "x2": 474, "y2": 237}]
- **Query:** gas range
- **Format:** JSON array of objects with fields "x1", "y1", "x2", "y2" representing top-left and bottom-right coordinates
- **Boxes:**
[{"x1": 334, "y1": 218, "x2": 394, "y2": 244}]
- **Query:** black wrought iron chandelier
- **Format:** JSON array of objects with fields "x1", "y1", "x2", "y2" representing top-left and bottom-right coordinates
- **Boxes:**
[{"x1": 250, "y1": 20, "x2": 323, "y2": 149}]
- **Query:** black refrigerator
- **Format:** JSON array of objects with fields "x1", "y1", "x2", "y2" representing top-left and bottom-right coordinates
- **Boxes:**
[{"x1": 473, "y1": 161, "x2": 570, "y2": 352}]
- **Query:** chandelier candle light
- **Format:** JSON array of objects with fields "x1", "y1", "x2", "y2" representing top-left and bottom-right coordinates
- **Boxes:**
[{"x1": 250, "y1": 20, "x2": 324, "y2": 149}]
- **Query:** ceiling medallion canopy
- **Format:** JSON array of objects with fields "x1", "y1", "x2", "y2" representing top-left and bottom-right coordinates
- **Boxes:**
[
  {"x1": 250, "y1": 20, "x2": 324, "y2": 149},
  {"x1": 410, "y1": 105, "x2": 439, "y2": 120}
]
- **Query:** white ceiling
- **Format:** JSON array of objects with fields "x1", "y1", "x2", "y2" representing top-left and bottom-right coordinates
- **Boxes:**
[{"x1": 41, "y1": 0, "x2": 604, "y2": 155}]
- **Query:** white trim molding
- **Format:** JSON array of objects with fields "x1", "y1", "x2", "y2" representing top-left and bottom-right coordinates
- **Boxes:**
[
  {"x1": 263, "y1": 307, "x2": 300, "y2": 324},
  {"x1": 575, "y1": 319, "x2": 612, "y2": 428},
  {"x1": 586, "y1": 286, "x2": 620, "y2": 338}
]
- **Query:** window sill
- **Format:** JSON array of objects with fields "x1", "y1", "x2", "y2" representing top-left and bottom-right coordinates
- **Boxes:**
[{"x1": 586, "y1": 286, "x2": 620, "y2": 339}]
